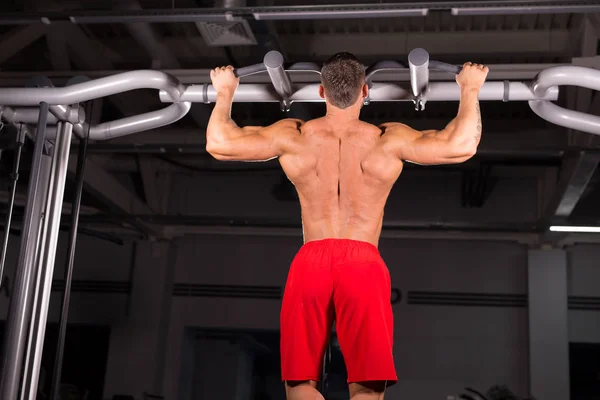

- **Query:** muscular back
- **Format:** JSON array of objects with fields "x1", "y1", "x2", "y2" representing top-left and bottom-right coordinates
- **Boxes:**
[{"x1": 279, "y1": 117, "x2": 404, "y2": 246}]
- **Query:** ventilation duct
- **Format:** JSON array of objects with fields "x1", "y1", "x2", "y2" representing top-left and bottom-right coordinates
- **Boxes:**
[{"x1": 196, "y1": 0, "x2": 257, "y2": 46}]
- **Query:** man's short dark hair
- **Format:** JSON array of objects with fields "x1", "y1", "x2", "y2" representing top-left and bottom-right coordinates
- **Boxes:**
[{"x1": 321, "y1": 52, "x2": 365, "y2": 109}]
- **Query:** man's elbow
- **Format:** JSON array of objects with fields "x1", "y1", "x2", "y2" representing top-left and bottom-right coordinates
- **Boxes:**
[
  {"x1": 206, "y1": 141, "x2": 229, "y2": 160},
  {"x1": 448, "y1": 138, "x2": 477, "y2": 161},
  {"x1": 462, "y1": 143, "x2": 477, "y2": 159}
]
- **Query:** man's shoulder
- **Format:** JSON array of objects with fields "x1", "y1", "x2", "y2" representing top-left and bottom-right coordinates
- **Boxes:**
[
  {"x1": 277, "y1": 118, "x2": 305, "y2": 128},
  {"x1": 264, "y1": 118, "x2": 304, "y2": 136},
  {"x1": 378, "y1": 122, "x2": 411, "y2": 133}
]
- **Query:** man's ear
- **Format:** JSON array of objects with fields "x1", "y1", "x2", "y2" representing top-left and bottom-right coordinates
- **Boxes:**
[
  {"x1": 362, "y1": 83, "x2": 369, "y2": 99},
  {"x1": 319, "y1": 85, "x2": 325, "y2": 99}
]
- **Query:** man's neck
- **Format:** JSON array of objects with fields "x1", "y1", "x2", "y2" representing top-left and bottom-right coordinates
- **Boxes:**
[{"x1": 324, "y1": 104, "x2": 361, "y2": 122}]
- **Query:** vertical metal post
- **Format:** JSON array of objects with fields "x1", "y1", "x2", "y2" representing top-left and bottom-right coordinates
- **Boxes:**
[
  {"x1": 20, "y1": 140, "x2": 55, "y2": 400},
  {"x1": 0, "y1": 102, "x2": 50, "y2": 400},
  {"x1": 0, "y1": 126, "x2": 26, "y2": 283},
  {"x1": 50, "y1": 119, "x2": 88, "y2": 400},
  {"x1": 263, "y1": 51, "x2": 292, "y2": 111},
  {"x1": 408, "y1": 48, "x2": 430, "y2": 111},
  {"x1": 22, "y1": 121, "x2": 74, "y2": 400}
]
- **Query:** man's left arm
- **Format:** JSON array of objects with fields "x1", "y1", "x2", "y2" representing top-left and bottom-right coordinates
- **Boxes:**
[{"x1": 206, "y1": 66, "x2": 302, "y2": 161}]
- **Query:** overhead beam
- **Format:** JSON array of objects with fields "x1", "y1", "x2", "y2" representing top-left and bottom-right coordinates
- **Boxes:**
[
  {"x1": 0, "y1": 24, "x2": 47, "y2": 65},
  {"x1": 45, "y1": 23, "x2": 70, "y2": 70}
]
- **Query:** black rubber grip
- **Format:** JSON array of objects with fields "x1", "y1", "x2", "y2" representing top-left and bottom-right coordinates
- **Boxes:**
[
  {"x1": 233, "y1": 63, "x2": 266, "y2": 78},
  {"x1": 429, "y1": 60, "x2": 462, "y2": 75}
]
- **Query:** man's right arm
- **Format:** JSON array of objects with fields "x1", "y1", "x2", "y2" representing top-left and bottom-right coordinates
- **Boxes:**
[{"x1": 381, "y1": 62, "x2": 488, "y2": 165}]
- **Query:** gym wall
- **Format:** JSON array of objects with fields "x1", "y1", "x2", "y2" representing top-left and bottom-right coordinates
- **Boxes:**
[{"x1": 1, "y1": 222, "x2": 599, "y2": 399}]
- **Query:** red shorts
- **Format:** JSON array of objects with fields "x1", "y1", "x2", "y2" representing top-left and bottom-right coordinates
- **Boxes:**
[{"x1": 280, "y1": 238, "x2": 397, "y2": 385}]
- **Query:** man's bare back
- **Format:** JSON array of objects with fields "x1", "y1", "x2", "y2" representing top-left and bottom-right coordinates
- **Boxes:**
[{"x1": 279, "y1": 117, "x2": 402, "y2": 247}]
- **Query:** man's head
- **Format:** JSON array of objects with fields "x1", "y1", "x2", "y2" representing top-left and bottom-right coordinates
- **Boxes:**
[{"x1": 320, "y1": 52, "x2": 367, "y2": 110}]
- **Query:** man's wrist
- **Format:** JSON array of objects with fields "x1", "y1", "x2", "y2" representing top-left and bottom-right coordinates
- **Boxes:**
[
  {"x1": 459, "y1": 86, "x2": 480, "y2": 95},
  {"x1": 217, "y1": 89, "x2": 235, "y2": 100}
]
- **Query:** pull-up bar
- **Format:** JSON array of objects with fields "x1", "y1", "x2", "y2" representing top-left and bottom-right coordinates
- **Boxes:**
[{"x1": 0, "y1": 48, "x2": 599, "y2": 138}]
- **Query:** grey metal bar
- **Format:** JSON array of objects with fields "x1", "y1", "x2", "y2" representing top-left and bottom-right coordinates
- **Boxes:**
[
  {"x1": 408, "y1": 48, "x2": 429, "y2": 98},
  {"x1": 7, "y1": 102, "x2": 191, "y2": 141},
  {"x1": 0, "y1": 127, "x2": 25, "y2": 287},
  {"x1": 529, "y1": 100, "x2": 600, "y2": 135},
  {"x1": 234, "y1": 62, "x2": 266, "y2": 78},
  {"x1": 86, "y1": 102, "x2": 191, "y2": 140},
  {"x1": 23, "y1": 122, "x2": 73, "y2": 400},
  {"x1": 532, "y1": 66, "x2": 600, "y2": 96},
  {"x1": 0, "y1": 102, "x2": 50, "y2": 400},
  {"x1": 160, "y1": 82, "x2": 559, "y2": 103},
  {"x1": 365, "y1": 61, "x2": 405, "y2": 85},
  {"x1": 263, "y1": 51, "x2": 293, "y2": 111},
  {"x1": 49, "y1": 105, "x2": 85, "y2": 125},
  {"x1": 429, "y1": 60, "x2": 462, "y2": 75},
  {"x1": 20, "y1": 137, "x2": 56, "y2": 400},
  {"x1": 286, "y1": 62, "x2": 321, "y2": 74},
  {"x1": 51, "y1": 120, "x2": 88, "y2": 400},
  {"x1": 253, "y1": 8, "x2": 428, "y2": 20},
  {"x1": 0, "y1": 70, "x2": 185, "y2": 106},
  {"x1": 451, "y1": 4, "x2": 600, "y2": 16},
  {"x1": 3, "y1": 106, "x2": 84, "y2": 125}
]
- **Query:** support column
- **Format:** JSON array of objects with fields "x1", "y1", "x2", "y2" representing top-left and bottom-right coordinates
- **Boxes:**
[
  {"x1": 103, "y1": 240, "x2": 176, "y2": 400},
  {"x1": 528, "y1": 248, "x2": 570, "y2": 400}
]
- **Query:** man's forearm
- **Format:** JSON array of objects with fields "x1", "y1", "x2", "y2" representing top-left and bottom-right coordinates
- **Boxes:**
[
  {"x1": 206, "y1": 90, "x2": 246, "y2": 145},
  {"x1": 449, "y1": 88, "x2": 482, "y2": 147}
]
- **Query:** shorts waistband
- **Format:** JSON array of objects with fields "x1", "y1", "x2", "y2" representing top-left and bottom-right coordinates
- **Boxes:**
[{"x1": 302, "y1": 238, "x2": 379, "y2": 252}]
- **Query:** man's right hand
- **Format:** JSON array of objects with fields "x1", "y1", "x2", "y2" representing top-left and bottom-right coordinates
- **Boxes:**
[
  {"x1": 456, "y1": 62, "x2": 489, "y2": 91},
  {"x1": 210, "y1": 65, "x2": 239, "y2": 95}
]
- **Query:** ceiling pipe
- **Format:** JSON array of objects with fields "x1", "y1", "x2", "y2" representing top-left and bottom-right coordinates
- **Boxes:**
[{"x1": 1, "y1": 1, "x2": 598, "y2": 25}]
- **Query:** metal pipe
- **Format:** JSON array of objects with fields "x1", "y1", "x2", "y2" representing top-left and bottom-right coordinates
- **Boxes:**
[
  {"x1": 22, "y1": 122, "x2": 73, "y2": 400},
  {"x1": 87, "y1": 102, "x2": 191, "y2": 140},
  {"x1": 0, "y1": 70, "x2": 185, "y2": 106},
  {"x1": 408, "y1": 48, "x2": 430, "y2": 98},
  {"x1": 11, "y1": 102, "x2": 191, "y2": 141},
  {"x1": 0, "y1": 102, "x2": 50, "y2": 400},
  {"x1": 20, "y1": 134, "x2": 56, "y2": 400},
  {"x1": 159, "y1": 82, "x2": 559, "y2": 103},
  {"x1": 0, "y1": 127, "x2": 26, "y2": 288},
  {"x1": 2, "y1": 106, "x2": 85, "y2": 125},
  {"x1": 263, "y1": 51, "x2": 293, "y2": 110},
  {"x1": 529, "y1": 100, "x2": 600, "y2": 135},
  {"x1": 531, "y1": 65, "x2": 600, "y2": 97},
  {"x1": 49, "y1": 105, "x2": 86, "y2": 125},
  {"x1": 253, "y1": 8, "x2": 428, "y2": 20},
  {"x1": 50, "y1": 120, "x2": 88, "y2": 400}
]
